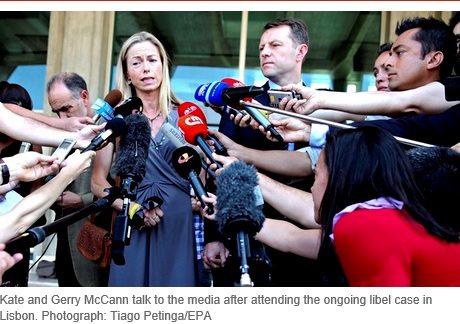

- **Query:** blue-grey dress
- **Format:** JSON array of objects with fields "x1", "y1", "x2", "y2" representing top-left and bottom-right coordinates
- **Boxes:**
[{"x1": 108, "y1": 110, "x2": 198, "y2": 287}]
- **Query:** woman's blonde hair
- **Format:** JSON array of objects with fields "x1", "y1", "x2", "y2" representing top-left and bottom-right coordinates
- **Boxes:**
[{"x1": 115, "y1": 31, "x2": 181, "y2": 115}]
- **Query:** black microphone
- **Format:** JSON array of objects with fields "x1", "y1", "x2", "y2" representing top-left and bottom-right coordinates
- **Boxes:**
[
  {"x1": 81, "y1": 117, "x2": 127, "y2": 153},
  {"x1": 114, "y1": 96, "x2": 144, "y2": 118},
  {"x1": 172, "y1": 146, "x2": 214, "y2": 215},
  {"x1": 215, "y1": 160, "x2": 265, "y2": 287},
  {"x1": 5, "y1": 186, "x2": 120, "y2": 254},
  {"x1": 221, "y1": 86, "x2": 265, "y2": 106},
  {"x1": 4, "y1": 227, "x2": 46, "y2": 255},
  {"x1": 112, "y1": 112, "x2": 151, "y2": 266},
  {"x1": 160, "y1": 122, "x2": 215, "y2": 179},
  {"x1": 220, "y1": 82, "x2": 284, "y2": 143}
]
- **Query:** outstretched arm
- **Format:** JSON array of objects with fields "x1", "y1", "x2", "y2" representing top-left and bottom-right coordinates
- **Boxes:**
[
  {"x1": 209, "y1": 129, "x2": 313, "y2": 178},
  {"x1": 279, "y1": 82, "x2": 458, "y2": 116},
  {"x1": 256, "y1": 219, "x2": 321, "y2": 259},
  {"x1": 4, "y1": 103, "x2": 94, "y2": 132},
  {"x1": 0, "y1": 150, "x2": 95, "y2": 243},
  {"x1": 0, "y1": 103, "x2": 104, "y2": 149}
]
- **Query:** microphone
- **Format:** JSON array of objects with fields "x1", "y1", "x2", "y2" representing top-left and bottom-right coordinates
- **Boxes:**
[
  {"x1": 5, "y1": 186, "x2": 120, "y2": 254},
  {"x1": 221, "y1": 85, "x2": 265, "y2": 107},
  {"x1": 221, "y1": 78, "x2": 284, "y2": 143},
  {"x1": 215, "y1": 160, "x2": 265, "y2": 287},
  {"x1": 221, "y1": 78, "x2": 255, "y2": 110},
  {"x1": 177, "y1": 115, "x2": 223, "y2": 169},
  {"x1": 160, "y1": 122, "x2": 215, "y2": 179},
  {"x1": 91, "y1": 89, "x2": 122, "y2": 123},
  {"x1": 196, "y1": 80, "x2": 283, "y2": 142},
  {"x1": 177, "y1": 101, "x2": 228, "y2": 156},
  {"x1": 81, "y1": 117, "x2": 127, "y2": 153},
  {"x1": 194, "y1": 81, "x2": 230, "y2": 107},
  {"x1": 112, "y1": 112, "x2": 151, "y2": 265},
  {"x1": 114, "y1": 96, "x2": 144, "y2": 118},
  {"x1": 116, "y1": 113, "x2": 150, "y2": 181},
  {"x1": 5, "y1": 227, "x2": 46, "y2": 255},
  {"x1": 172, "y1": 146, "x2": 214, "y2": 215}
]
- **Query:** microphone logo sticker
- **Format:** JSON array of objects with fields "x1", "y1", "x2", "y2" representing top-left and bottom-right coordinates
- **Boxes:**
[
  {"x1": 178, "y1": 152, "x2": 194, "y2": 164},
  {"x1": 184, "y1": 106, "x2": 198, "y2": 116},
  {"x1": 185, "y1": 115, "x2": 204, "y2": 126},
  {"x1": 196, "y1": 83, "x2": 210, "y2": 97}
]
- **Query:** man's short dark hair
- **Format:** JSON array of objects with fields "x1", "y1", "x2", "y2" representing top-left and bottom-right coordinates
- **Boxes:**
[
  {"x1": 263, "y1": 18, "x2": 309, "y2": 47},
  {"x1": 376, "y1": 42, "x2": 393, "y2": 58},
  {"x1": 46, "y1": 72, "x2": 88, "y2": 100},
  {"x1": 396, "y1": 16, "x2": 456, "y2": 78},
  {"x1": 449, "y1": 12, "x2": 460, "y2": 31},
  {"x1": 406, "y1": 146, "x2": 460, "y2": 233}
]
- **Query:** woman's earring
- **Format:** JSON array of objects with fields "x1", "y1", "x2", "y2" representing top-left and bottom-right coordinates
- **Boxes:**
[{"x1": 127, "y1": 79, "x2": 132, "y2": 85}]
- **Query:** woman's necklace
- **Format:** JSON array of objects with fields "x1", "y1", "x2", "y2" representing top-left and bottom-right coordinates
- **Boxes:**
[
  {"x1": 150, "y1": 112, "x2": 165, "y2": 151},
  {"x1": 148, "y1": 111, "x2": 162, "y2": 123}
]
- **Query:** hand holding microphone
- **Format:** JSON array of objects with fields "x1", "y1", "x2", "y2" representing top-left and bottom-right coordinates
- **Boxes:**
[
  {"x1": 194, "y1": 79, "x2": 284, "y2": 142},
  {"x1": 81, "y1": 117, "x2": 127, "y2": 153}
]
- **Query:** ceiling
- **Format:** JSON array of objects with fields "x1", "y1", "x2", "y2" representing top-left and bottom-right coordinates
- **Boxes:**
[{"x1": 0, "y1": 11, "x2": 382, "y2": 85}]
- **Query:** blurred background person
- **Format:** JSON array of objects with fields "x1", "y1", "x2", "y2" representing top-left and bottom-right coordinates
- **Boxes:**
[
  {"x1": 46, "y1": 72, "x2": 110, "y2": 287},
  {"x1": 0, "y1": 81, "x2": 45, "y2": 287}
]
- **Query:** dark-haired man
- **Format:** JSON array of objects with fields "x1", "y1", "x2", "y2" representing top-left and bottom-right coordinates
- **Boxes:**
[{"x1": 203, "y1": 18, "x2": 320, "y2": 287}]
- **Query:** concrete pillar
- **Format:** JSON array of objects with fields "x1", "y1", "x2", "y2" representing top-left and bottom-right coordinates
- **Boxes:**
[{"x1": 43, "y1": 11, "x2": 115, "y2": 115}]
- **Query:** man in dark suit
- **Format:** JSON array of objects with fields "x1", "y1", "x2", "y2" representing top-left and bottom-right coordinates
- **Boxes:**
[{"x1": 203, "y1": 18, "x2": 321, "y2": 287}]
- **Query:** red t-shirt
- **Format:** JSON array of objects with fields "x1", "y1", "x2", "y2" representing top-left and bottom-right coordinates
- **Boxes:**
[{"x1": 333, "y1": 208, "x2": 460, "y2": 287}]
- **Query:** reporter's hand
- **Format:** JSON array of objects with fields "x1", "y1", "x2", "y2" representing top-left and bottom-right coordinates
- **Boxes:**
[
  {"x1": 74, "y1": 123, "x2": 106, "y2": 149},
  {"x1": 0, "y1": 244, "x2": 23, "y2": 284},
  {"x1": 266, "y1": 117, "x2": 311, "y2": 143},
  {"x1": 280, "y1": 84, "x2": 323, "y2": 115},
  {"x1": 56, "y1": 116, "x2": 95, "y2": 132},
  {"x1": 197, "y1": 193, "x2": 217, "y2": 220},
  {"x1": 231, "y1": 112, "x2": 259, "y2": 130},
  {"x1": 57, "y1": 149, "x2": 95, "y2": 181},
  {"x1": 3, "y1": 151, "x2": 60, "y2": 183}
]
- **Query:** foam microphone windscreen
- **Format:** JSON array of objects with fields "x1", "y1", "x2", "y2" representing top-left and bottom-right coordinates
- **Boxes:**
[
  {"x1": 115, "y1": 96, "x2": 144, "y2": 118},
  {"x1": 215, "y1": 160, "x2": 265, "y2": 237},
  {"x1": 116, "y1": 113, "x2": 151, "y2": 181},
  {"x1": 178, "y1": 101, "x2": 208, "y2": 124},
  {"x1": 177, "y1": 115, "x2": 208, "y2": 145}
]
